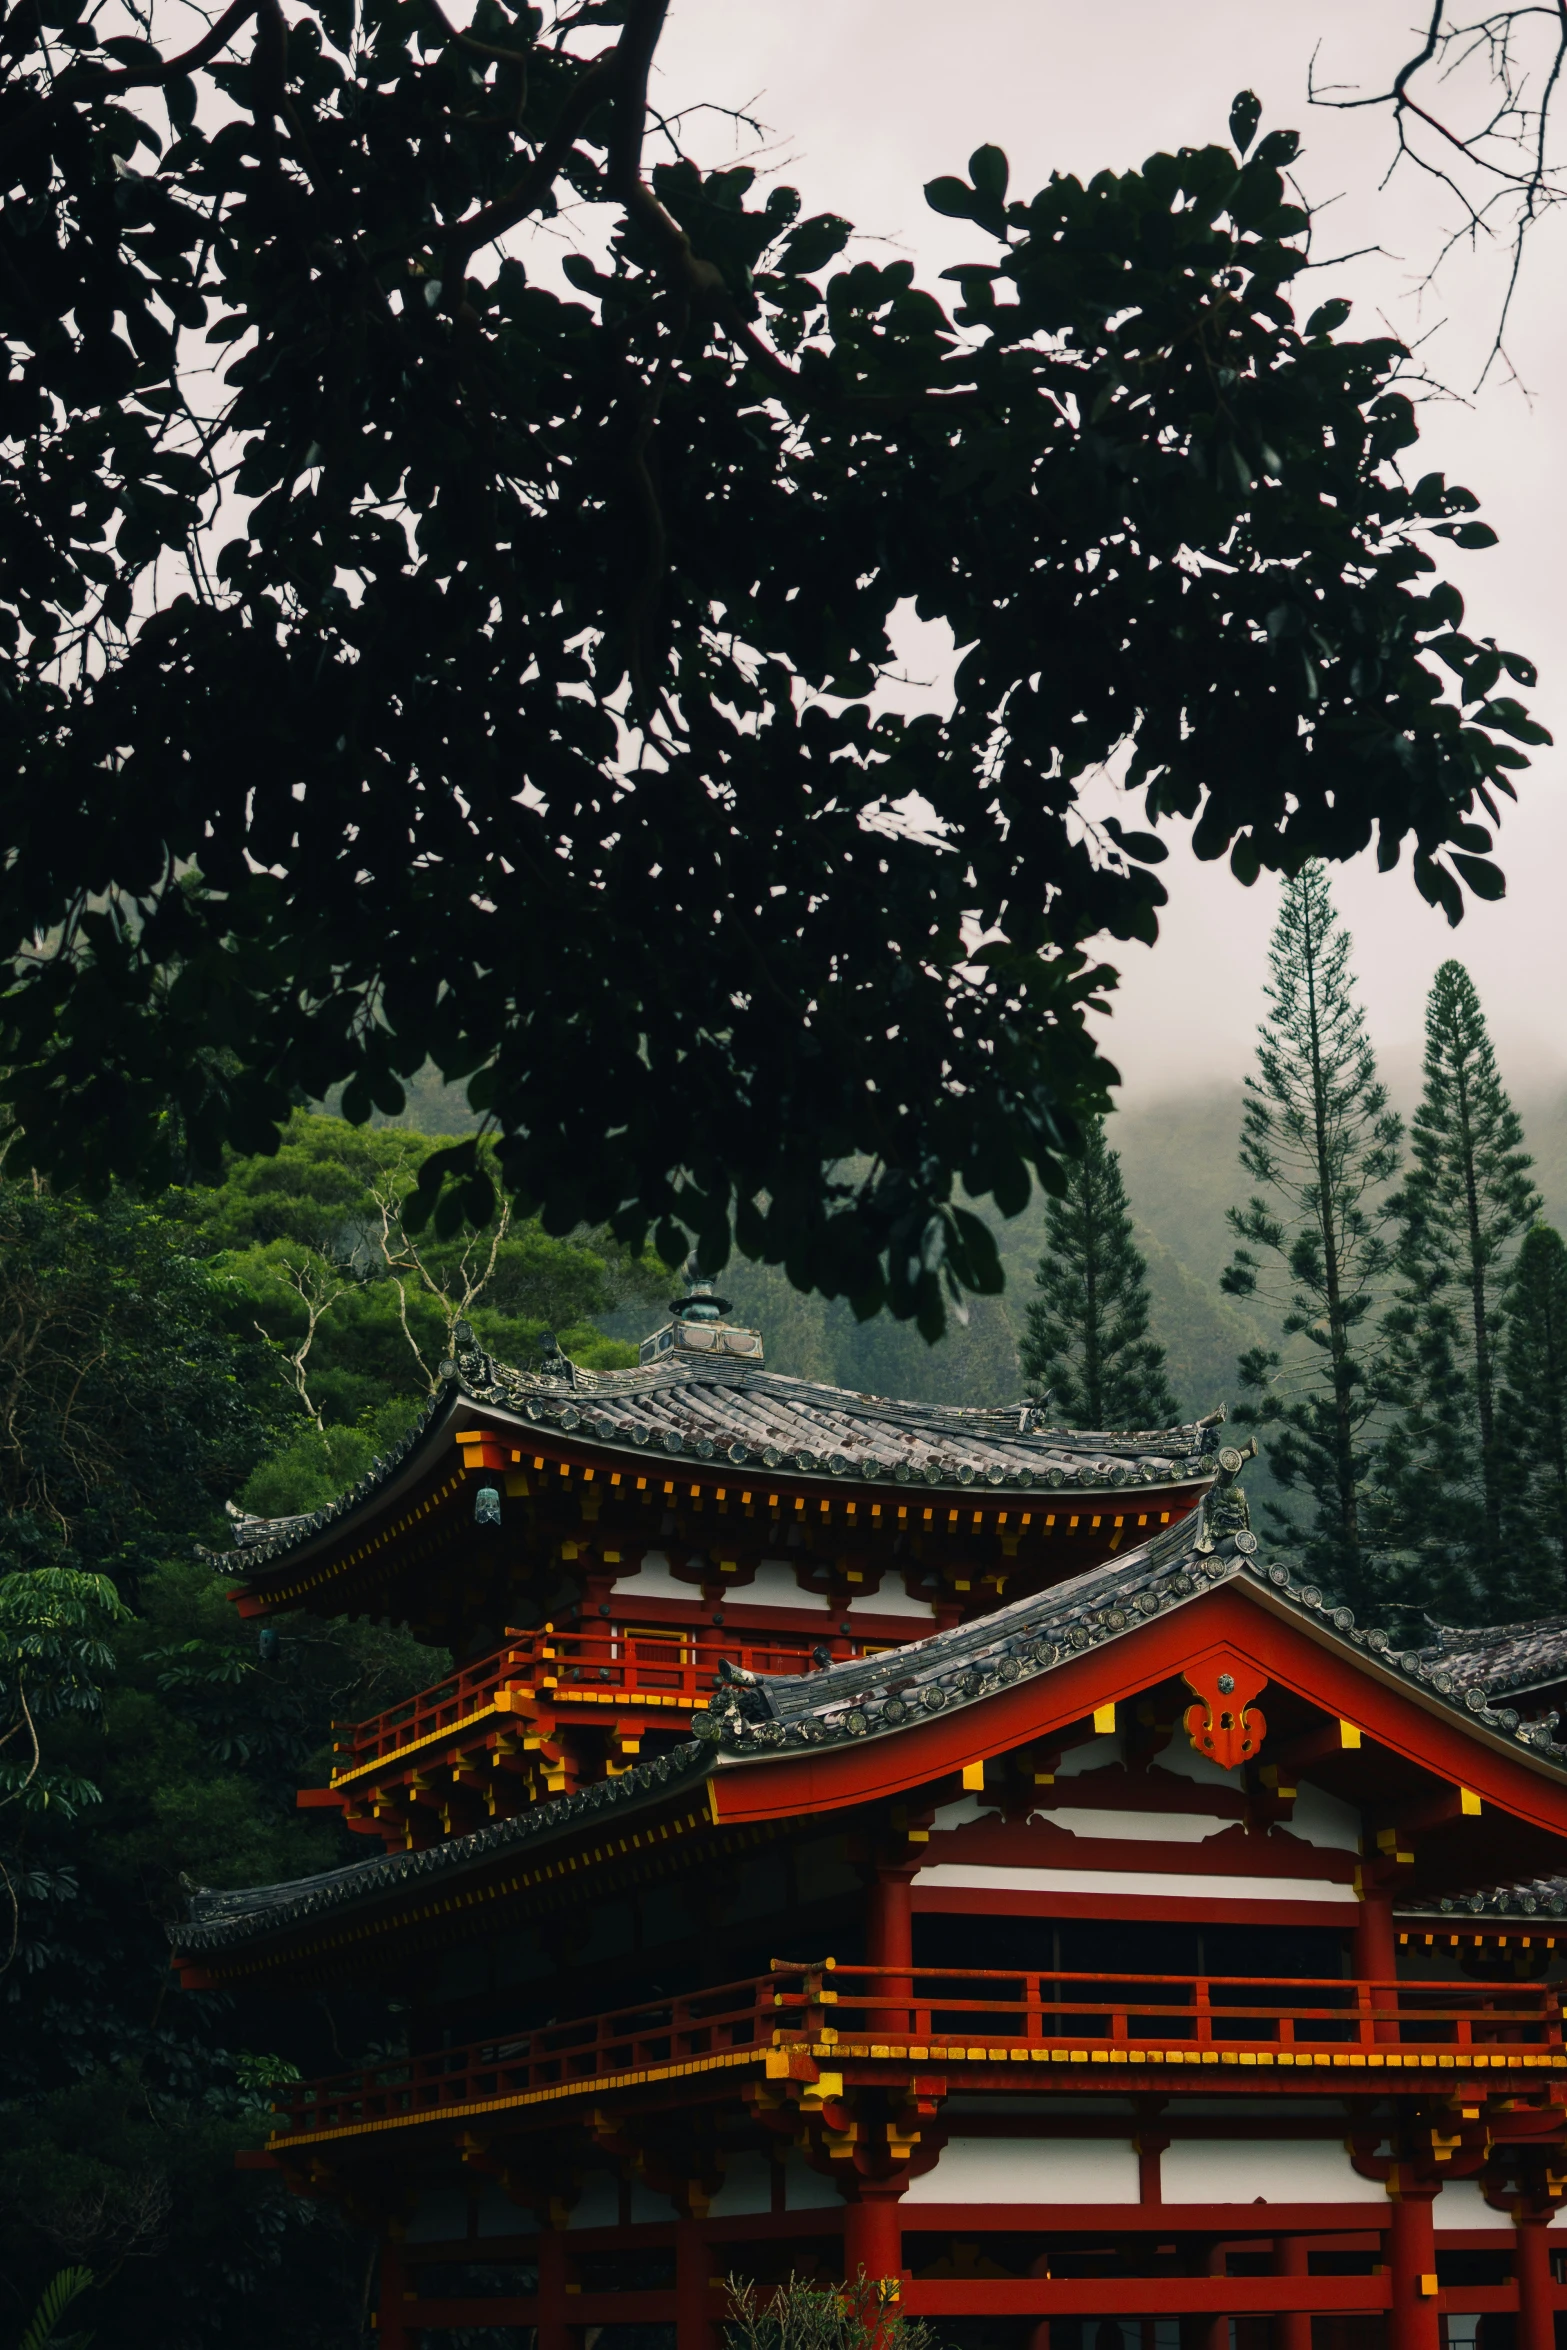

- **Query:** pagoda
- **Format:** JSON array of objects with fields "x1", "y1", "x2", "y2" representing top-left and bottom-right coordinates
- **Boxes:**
[{"x1": 175, "y1": 1286, "x2": 1567, "y2": 2350}]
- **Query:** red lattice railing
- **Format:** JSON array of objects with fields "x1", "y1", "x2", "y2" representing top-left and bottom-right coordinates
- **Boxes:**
[
  {"x1": 271, "y1": 1963, "x2": 1563, "y2": 2138},
  {"x1": 329, "y1": 1627, "x2": 848, "y2": 1777}
]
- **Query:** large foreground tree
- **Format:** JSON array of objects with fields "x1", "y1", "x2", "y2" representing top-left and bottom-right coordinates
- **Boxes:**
[{"x1": 1, "y1": 14, "x2": 1546, "y2": 1330}]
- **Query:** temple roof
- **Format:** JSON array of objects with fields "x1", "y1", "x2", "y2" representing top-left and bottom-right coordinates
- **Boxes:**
[
  {"x1": 177, "y1": 1475, "x2": 1567, "y2": 1961},
  {"x1": 1399, "y1": 1873, "x2": 1567, "y2": 1923},
  {"x1": 1415, "y1": 1614, "x2": 1567, "y2": 1704},
  {"x1": 213, "y1": 1318, "x2": 1224, "y2": 1576}
]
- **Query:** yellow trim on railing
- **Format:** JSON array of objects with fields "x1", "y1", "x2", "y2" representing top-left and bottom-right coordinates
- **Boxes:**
[{"x1": 267, "y1": 2035, "x2": 1567, "y2": 2154}]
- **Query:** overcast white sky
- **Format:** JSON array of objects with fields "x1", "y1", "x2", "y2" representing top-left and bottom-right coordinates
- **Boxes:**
[{"x1": 652, "y1": 0, "x2": 1567, "y2": 1104}]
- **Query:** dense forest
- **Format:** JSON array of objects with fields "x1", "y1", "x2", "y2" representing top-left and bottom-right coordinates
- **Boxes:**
[{"x1": 4, "y1": 883, "x2": 1567, "y2": 2348}]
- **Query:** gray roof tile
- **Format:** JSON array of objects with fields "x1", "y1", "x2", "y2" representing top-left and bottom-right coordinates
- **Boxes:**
[{"x1": 176, "y1": 1478, "x2": 1567, "y2": 1960}]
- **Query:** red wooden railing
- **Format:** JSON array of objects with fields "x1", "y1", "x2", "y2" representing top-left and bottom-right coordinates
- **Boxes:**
[
  {"x1": 329, "y1": 1627, "x2": 847, "y2": 1777},
  {"x1": 270, "y1": 1963, "x2": 1564, "y2": 2137}
]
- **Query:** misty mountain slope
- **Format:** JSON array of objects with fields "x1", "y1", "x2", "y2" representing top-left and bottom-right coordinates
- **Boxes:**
[{"x1": 375, "y1": 1073, "x2": 1567, "y2": 1428}]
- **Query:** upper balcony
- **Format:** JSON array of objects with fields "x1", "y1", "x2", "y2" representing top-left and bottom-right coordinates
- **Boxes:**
[{"x1": 301, "y1": 1622, "x2": 862, "y2": 1849}]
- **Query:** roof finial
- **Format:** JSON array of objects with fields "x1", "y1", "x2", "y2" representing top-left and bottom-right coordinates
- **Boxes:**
[
  {"x1": 639, "y1": 1254, "x2": 762, "y2": 1366},
  {"x1": 670, "y1": 1252, "x2": 732, "y2": 1326}
]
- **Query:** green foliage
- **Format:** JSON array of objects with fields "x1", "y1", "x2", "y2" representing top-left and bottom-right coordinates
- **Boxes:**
[
  {"x1": 1018, "y1": 1124, "x2": 1178, "y2": 1427},
  {"x1": 0, "y1": 1569, "x2": 130, "y2": 1816},
  {"x1": 183, "y1": 1111, "x2": 655, "y2": 1436},
  {"x1": 0, "y1": 15, "x2": 1544, "y2": 1337},
  {"x1": 233, "y1": 1400, "x2": 424, "y2": 1520},
  {"x1": 0, "y1": 1166, "x2": 448, "y2": 2349},
  {"x1": 725, "y1": 2271, "x2": 941, "y2": 2350},
  {"x1": 1221, "y1": 868, "x2": 1402, "y2": 1612},
  {"x1": 1499, "y1": 1224, "x2": 1567, "y2": 1607},
  {"x1": 17, "y1": 2266, "x2": 93, "y2": 2350},
  {"x1": 0, "y1": 1186, "x2": 276, "y2": 1598},
  {"x1": 3, "y1": 1546, "x2": 445, "y2": 2347},
  {"x1": 1378, "y1": 961, "x2": 1542, "y2": 1616}
]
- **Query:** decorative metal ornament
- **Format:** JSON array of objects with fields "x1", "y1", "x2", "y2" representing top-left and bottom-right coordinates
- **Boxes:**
[{"x1": 1182, "y1": 1652, "x2": 1268, "y2": 1770}]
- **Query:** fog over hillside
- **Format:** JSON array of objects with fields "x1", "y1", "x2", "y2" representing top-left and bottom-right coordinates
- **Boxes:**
[{"x1": 388, "y1": 1059, "x2": 1567, "y2": 1437}]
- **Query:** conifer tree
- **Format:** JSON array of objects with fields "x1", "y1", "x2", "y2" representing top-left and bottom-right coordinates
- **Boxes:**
[
  {"x1": 1020, "y1": 1125, "x2": 1179, "y2": 1428},
  {"x1": 1498, "y1": 1224, "x2": 1567, "y2": 1605},
  {"x1": 1378, "y1": 961, "x2": 1541, "y2": 1616},
  {"x1": 1221, "y1": 865, "x2": 1402, "y2": 1613}
]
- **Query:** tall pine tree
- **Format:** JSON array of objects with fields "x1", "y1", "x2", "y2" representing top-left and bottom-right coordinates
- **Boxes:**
[
  {"x1": 1377, "y1": 960, "x2": 1541, "y2": 1617},
  {"x1": 1221, "y1": 865, "x2": 1402, "y2": 1614},
  {"x1": 1020, "y1": 1123, "x2": 1178, "y2": 1429},
  {"x1": 1498, "y1": 1224, "x2": 1567, "y2": 1607}
]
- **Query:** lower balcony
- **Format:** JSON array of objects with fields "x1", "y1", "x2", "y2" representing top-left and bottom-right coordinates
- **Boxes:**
[{"x1": 266, "y1": 1962, "x2": 1567, "y2": 2147}]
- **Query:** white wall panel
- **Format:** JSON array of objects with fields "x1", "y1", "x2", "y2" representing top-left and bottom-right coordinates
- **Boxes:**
[{"x1": 902, "y1": 2136, "x2": 1139, "y2": 2205}]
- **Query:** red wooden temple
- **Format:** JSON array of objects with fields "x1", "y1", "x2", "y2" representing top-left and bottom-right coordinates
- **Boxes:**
[{"x1": 174, "y1": 1286, "x2": 1567, "y2": 2350}]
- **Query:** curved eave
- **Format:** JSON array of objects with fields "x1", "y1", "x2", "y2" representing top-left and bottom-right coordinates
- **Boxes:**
[
  {"x1": 180, "y1": 1512, "x2": 1567, "y2": 1973},
  {"x1": 217, "y1": 1388, "x2": 1217, "y2": 1613},
  {"x1": 704, "y1": 1544, "x2": 1567, "y2": 1804},
  {"x1": 173, "y1": 1740, "x2": 719, "y2": 1974}
]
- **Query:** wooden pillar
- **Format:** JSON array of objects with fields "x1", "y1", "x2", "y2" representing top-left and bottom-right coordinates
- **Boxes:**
[
  {"x1": 676, "y1": 2211, "x2": 714, "y2": 2350},
  {"x1": 1197, "y1": 2241, "x2": 1229, "y2": 2350},
  {"x1": 867, "y1": 1866, "x2": 914, "y2": 2035},
  {"x1": 1273, "y1": 2232, "x2": 1311, "y2": 2350},
  {"x1": 843, "y1": 2179, "x2": 905, "y2": 2287},
  {"x1": 1386, "y1": 2187, "x2": 1441, "y2": 2350},
  {"x1": 377, "y1": 2235, "x2": 413, "y2": 2349},
  {"x1": 1354, "y1": 1884, "x2": 1398, "y2": 2042},
  {"x1": 1515, "y1": 2210, "x2": 1555, "y2": 2350},
  {"x1": 537, "y1": 2215, "x2": 571, "y2": 2350},
  {"x1": 1027, "y1": 2251, "x2": 1051, "y2": 2350}
]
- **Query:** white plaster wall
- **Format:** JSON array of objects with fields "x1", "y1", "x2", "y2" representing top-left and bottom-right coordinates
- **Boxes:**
[
  {"x1": 407, "y1": 2187, "x2": 468, "y2": 2242},
  {"x1": 783, "y1": 2152, "x2": 844, "y2": 2210},
  {"x1": 708, "y1": 2154, "x2": 774, "y2": 2217},
  {"x1": 1286, "y1": 1781, "x2": 1363, "y2": 1852},
  {"x1": 723, "y1": 1559, "x2": 831, "y2": 1611},
  {"x1": 1161, "y1": 2141, "x2": 1387, "y2": 2204},
  {"x1": 929, "y1": 1791, "x2": 997, "y2": 1831},
  {"x1": 1056, "y1": 1732, "x2": 1124, "y2": 1777},
  {"x1": 1158, "y1": 1740, "x2": 1242, "y2": 1790},
  {"x1": 848, "y1": 1569, "x2": 936, "y2": 1620},
  {"x1": 1038, "y1": 1806, "x2": 1230, "y2": 1843},
  {"x1": 913, "y1": 1863, "x2": 1357, "y2": 1906},
  {"x1": 1434, "y1": 2179, "x2": 1528, "y2": 2231},
  {"x1": 608, "y1": 1550, "x2": 690, "y2": 1602},
  {"x1": 568, "y1": 2174, "x2": 619, "y2": 2228},
  {"x1": 477, "y1": 2181, "x2": 522, "y2": 2237},
  {"x1": 901, "y1": 2136, "x2": 1139, "y2": 2205}
]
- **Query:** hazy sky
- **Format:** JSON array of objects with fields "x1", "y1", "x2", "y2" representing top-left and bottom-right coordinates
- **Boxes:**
[{"x1": 652, "y1": 1, "x2": 1567, "y2": 1104}]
